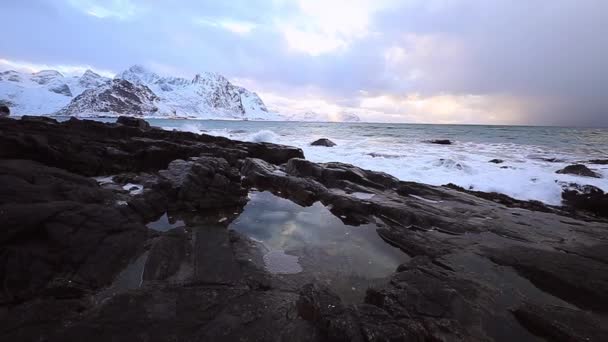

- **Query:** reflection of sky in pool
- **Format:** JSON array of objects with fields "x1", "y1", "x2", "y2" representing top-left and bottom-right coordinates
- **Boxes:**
[{"x1": 229, "y1": 191, "x2": 409, "y2": 300}]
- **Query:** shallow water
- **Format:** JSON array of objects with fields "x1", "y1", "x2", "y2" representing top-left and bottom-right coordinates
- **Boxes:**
[
  {"x1": 68, "y1": 117, "x2": 608, "y2": 205},
  {"x1": 146, "y1": 213, "x2": 185, "y2": 232},
  {"x1": 229, "y1": 191, "x2": 409, "y2": 302}
]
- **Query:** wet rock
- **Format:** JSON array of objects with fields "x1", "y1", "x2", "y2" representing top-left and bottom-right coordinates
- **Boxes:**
[
  {"x1": 310, "y1": 138, "x2": 336, "y2": 147},
  {"x1": 445, "y1": 183, "x2": 553, "y2": 213},
  {"x1": 556, "y1": 164, "x2": 601, "y2": 178},
  {"x1": 142, "y1": 228, "x2": 188, "y2": 282},
  {"x1": 0, "y1": 116, "x2": 302, "y2": 176},
  {"x1": 512, "y1": 301, "x2": 608, "y2": 342},
  {"x1": 2, "y1": 114, "x2": 608, "y2": 341},
  {"x1": 488, "y1": 246, "x2": 608, "y2": 312},
  {"x1": 489, "y1": 159, "x2": 504, "y2": 164},
  {"x1": 364, "y1": 256, "x2": 493, "y2": 341},
  {"x1": 0, "y1": 104, "x2": 9, "y2": 117},
  {"x1": 561, "y1": 183, "x2": 608, "y2": 217},
  {"x1": 297, "y1": 283, "x2": 363, "y2": 342},
  {"x1": 116, "y1": 115, "x2": 151, "y2": 130},
  {"x1": 159, "y1": 156, "x2": 246, "y2": 210},
  {"x1": 589, "y1": 159, "x2": 608, "y2": 165},
  {"x1": 0, "y1": 159, "x2": 147, "y2": 303},
  {"x1": 20, "y1": 115, "x2": 58, "y2": 124},
  {"x1": 425, "y1": 139, "x2": 452, "y2": 145}
]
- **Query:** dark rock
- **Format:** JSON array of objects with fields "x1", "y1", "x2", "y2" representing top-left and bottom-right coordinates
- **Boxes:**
[
  {"x1": 0, "y1": 116, "x2": 303, "y2": 177},
  {"x1": 2, "y1": 115, "x2": 608, "y2": 341},
  {"x1": 310, "y1": 138, "x2": 336, "y2": 147},
  {"x1": 20, "y1": 115, "x2": 58, "y2": 124},
  {"x1": 159, "y1": 156, "x2": 246, "y2": 210},
  {"x1": 561, "y1": 183, "x2": 608, "y2": 217},
  {"x1": 556, "y1": 164, "x2": 601, "y2": 178},
  {"x1": 116, "y1": 116, "x2": 151, "y2": 130},
  {"x1": 426, "y1": 139, "x2": 452, "y2": 145},
  {"x1": 489, "y1": 159, "x2": 504, "y2": 164},
  {"x1": 589, "y1": 159, "x2": 608, "y2": 165},
  {"x1": 488, "y1": 246, "x2": 608, "y2": 312},
  {"x1": 445, "y1": 183, "x2": 553, "y2": 213},
  {"x1": 142, "y1": 228, "x2": 188, "y2": 282},
  {"x1": 0, "y1": 159, "x2": 147, "y2": 303},
  {"x1": 297, "y1": 283, "x2": 363, "y2": 342},
  {"x1": 0, "y1": 104, "x2": 9, "y2": 117},
  {"x1": 512, "y1": 301, "x2": 608, "y2": 342},
  {"x1": 58, "y1": 79, "x2": 159, "y2": 116}
]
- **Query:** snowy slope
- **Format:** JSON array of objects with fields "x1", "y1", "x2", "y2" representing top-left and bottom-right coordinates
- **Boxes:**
[
  {"x1": 115, "y1": 65, "x2": 270, "y2": 119},
  {"x1": 57, "y1": 79, "x2": 160, "y2": 117},
  {"x1": 0, "y1": 69, "x2": 110, "y2": 115},
  {"x1": 1, "y1": 65, "x2": 359, "y2": 122}
]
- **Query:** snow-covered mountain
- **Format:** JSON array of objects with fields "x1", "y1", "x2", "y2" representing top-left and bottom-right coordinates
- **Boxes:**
[
  {"x1": 57, "y1": 79, "x2": 160, "y2": 117},
  {"x1": 0, "y1": 69, "x2": 110, "y2": 114},
  {"x1": 1, "y1": 64, "x2": 361, "y2": 122},
  {"x1": 113, "y1": 65, "x2": 273, "y2": 119}
]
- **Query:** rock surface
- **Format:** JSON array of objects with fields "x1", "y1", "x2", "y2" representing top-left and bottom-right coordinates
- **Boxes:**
[
  {"x1": 556, "y1": 163, "x2": 601, "y2": 178},
  {"x1": 310, "y1": 138, "x2": 336, "y2": 147},
  {"x1": 561, "y1": 183, "x2": 608, "y2": 217},
  {"x1": 426, "y1": 139, "x2": 452, "y2": 145},
  {"x1": 1, "y1": 116, "x2": 607, "y2": 342},
  {"x1": 0, "y1": 104, "x2": 9, "y2": 117}
]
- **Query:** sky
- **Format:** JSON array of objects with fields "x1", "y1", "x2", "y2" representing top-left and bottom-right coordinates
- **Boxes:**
[{"x1": 1, "y1": 0, "x2": 607, "y2": 126}]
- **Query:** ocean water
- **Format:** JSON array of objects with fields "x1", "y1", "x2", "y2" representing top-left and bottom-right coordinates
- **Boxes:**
[{"x1": 81, "y1": 118, "x2": 608, "y2": 205}]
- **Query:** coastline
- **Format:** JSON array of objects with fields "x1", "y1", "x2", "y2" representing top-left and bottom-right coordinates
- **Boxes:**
[{"x1": 1, "y1": 115, "x2": 607, "y2": 341}]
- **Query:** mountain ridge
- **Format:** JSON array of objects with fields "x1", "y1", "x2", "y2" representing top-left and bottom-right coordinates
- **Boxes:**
[{"x1": 0, "y1": 65, "x2": 361, "y2": 122}]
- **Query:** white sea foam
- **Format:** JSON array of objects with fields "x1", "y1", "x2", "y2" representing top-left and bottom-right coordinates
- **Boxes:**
[
  {"x1": 246, "y1": 129, "x2": 280, "y2": 143},
  {"x1": 164, "y1": 122, "x2": 608, "y2": 206}
]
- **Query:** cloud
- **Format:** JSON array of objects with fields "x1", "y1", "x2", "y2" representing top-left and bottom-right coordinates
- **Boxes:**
[
  {"x1": 0, "y1": 58, "x2": 115, "y2": 78},
  {"x1": 194, "y1": 17, "x2": 257, "y2": 35},
  {"x1": 0, "y1": 0, "x2": 606, "y2": 125},
  {"x1": 67, "y1": 0, "x2": 139, "y2": 20}
]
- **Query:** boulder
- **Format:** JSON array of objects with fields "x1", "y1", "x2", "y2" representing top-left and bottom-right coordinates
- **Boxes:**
[
  {"x1": 310, "y1": 138, "x2": 336, "y2": 147},
  {"x1": 425, "y1": 139, "x2": 452, "y2": 145},
  {"x1": 116, "y1": 116, "x2": 151, "y2": 130},
  {"x1": 556, "y1": 164, "x2": 601, "y2": 178},
  {"x1": 159, "y1": 157, "x2": 247, "y2": 210},
  {"x1": 0, "y1": 104, "x2": 9, "y2": 117},
  {"x1": 489, "y1": 159, "x2": 504, "y2": 164},
  {"x1": 561, "y1": 183, "x2": 608, "y2": 217},
  {"x1": 589, "y1": 159, "x2": 608, "y2": 165}
]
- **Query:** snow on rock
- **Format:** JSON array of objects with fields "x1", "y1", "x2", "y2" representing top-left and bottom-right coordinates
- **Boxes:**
[
  {"x1": 1, "y1": 64, "x2": 360, "y2": 122},
  {"x1": 57, "y1": 79, "x2": 159, "y2": 117},
  {"x1": 113, "y1": 65, "x2": 270, "y2": 119},
  {"x1": 0, "y1": 69, "x2": 110, "y2": 115}
]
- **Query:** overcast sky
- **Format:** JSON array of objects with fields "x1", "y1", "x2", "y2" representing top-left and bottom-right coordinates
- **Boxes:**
[{"x1": 1, "y1": 0, "x2": 607, "y2": 125}]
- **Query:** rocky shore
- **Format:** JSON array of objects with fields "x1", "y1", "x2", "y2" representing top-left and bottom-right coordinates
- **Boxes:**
[{"x1": 1, "y1": 116, "x2": 607, "y2": 341}]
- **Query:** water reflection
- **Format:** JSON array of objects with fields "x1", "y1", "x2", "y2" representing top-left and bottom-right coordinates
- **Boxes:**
[
  {"x1": 229, "y1": 191, "x2": 409, "y2": 301},
  {"x1": 146, "y1": 213, "x2": 185, "y2": 232}
]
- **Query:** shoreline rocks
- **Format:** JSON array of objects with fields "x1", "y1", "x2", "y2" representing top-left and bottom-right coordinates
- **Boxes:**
[
  {"x1": 310, "y1": 138, "x2": 336, "y2": 147},
  {"x1": 556, "y1": 164, "x2": 601, "y2": 178},
  {"x1": 425, "y1": 139, "x2": 452, "y2": 145},
  {"x1": 1, "y1": 116, "x2": 607, "y2": 341}
]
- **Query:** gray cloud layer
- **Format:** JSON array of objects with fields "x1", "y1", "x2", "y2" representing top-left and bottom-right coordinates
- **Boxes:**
[{"x1": 1, "y1": 0, "x2": 607, "y2": 125}]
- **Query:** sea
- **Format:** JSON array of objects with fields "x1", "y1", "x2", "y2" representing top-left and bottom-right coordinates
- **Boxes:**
[{"x1": 75, "y1": 118, "x2": 608, "y2": 205}]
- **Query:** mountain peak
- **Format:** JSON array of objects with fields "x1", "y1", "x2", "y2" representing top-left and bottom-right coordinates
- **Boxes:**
[{"x1": 82, "y1": 69, "x2": 101, "y2": 78}]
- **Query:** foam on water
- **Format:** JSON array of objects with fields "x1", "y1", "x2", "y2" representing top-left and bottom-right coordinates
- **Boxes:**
[
  {"x1": 246, "y1": 129, "x2": 280, "y2": 143},
  {"x1": 152, "y1": 119, "x2": 608, "y2": 205}
]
